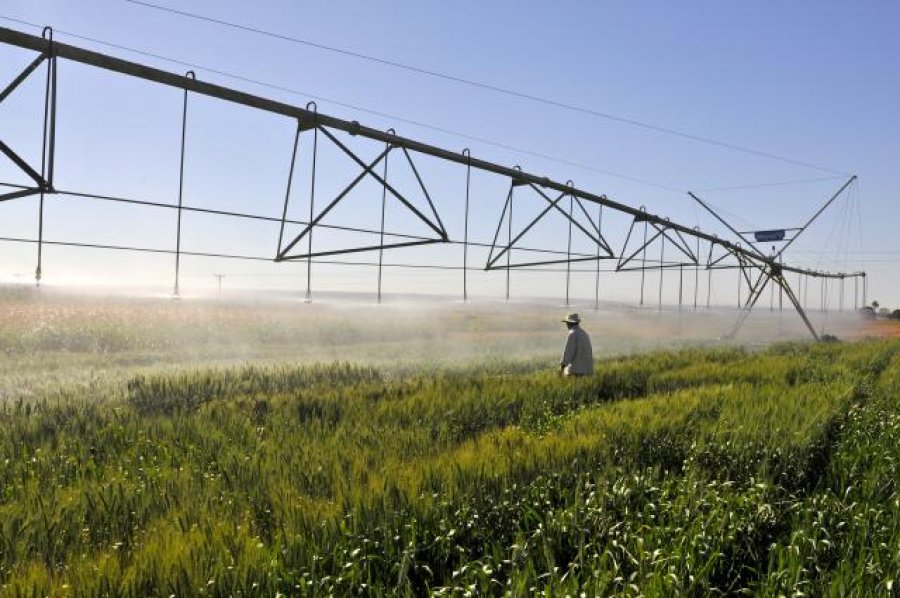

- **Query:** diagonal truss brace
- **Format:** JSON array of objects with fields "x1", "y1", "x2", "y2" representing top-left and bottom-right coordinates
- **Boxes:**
[
  {"x1": 0, "y1": 187, "x2": 42, "y2": 202},
  {"x1": 616, "y1": 215, "x2": 700, "y2": 271},
  {"x1": 725, "y1": 260, "x2": 819, "y2": 340},
  {"x1": 0, "y1": 51, "x2": 55, "y2": 200},
  {"x1": 705, "y1": 239, "x2": 756, "y2": 272},
  {"x1": 485, "y1": 179, "x2": 614, "y2": 270},
  {"x1": 276, "y1": 125, "x2": 449, "y2": 261},
  {"x1": 689, "y1": 176, "x2": 857, "y2": 265}
]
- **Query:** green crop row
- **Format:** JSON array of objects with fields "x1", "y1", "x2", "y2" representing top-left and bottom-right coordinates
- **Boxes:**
[{"x1": 0, "y1": 339, "x2": 897, "y2": 595}]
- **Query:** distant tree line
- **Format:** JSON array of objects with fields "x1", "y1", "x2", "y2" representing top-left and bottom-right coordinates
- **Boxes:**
[{"x1": 861, "y1": 301, "x2": 900, "y2": 320}]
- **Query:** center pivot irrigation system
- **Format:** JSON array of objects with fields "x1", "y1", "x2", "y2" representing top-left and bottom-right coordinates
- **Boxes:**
[{"x1": 0, "y1": 26, "x2": 865, "y2": 340}]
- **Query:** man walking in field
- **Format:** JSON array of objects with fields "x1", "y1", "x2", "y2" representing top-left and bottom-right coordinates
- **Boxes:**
[{"x1": 559, "y1": 313, "x2": 593, "y2": 377}]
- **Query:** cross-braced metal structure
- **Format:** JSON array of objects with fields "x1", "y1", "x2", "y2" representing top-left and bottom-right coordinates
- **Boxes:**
[
  {"x1": 485, "y1": 179, "x2": 614, "y2": 270},
  {"x1": 0, "y1": 25, "x2": 866, "y2": 340},
  {"x1": 275, "y1": 120, "x2": 448, "y2": 262}
]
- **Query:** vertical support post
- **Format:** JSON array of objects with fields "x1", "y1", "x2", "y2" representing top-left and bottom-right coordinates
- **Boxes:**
[
  {"x1": 862, "y1": 274, "x2": 867, "y2": 308},
  {"x1": 817, "y1": 277, "x2": 822, "y2": 313},
  {"x1": 377, "y1": 132, "x2": 393, "y2": 304},
  {"x1": 769, "y1": 279, "x2": 774, "y2": 312},
  {"x1": 462, "y1": 148, "x2": 471, "y2": 302},
  {"x1": 639, "y1": 215, "x2": 648, "y2": 306},
  {"x1": 839, "y1": 277, "x2": 845, "y2": 311},
  {"x1": 777, "y1": 265, "x2": 784, "y2": 312},
  {"x1": 706, "y1": 268, "x2": 712, "y2": 309},
  {"x1": 658, "y1": 229, "x2": 665, "y2": 311},
  {"x1": 678, "y1": 263, "x2": 683, "y2": 310},
  {"x1": 693, "y1": 233, "x2": 700, "y2": 310},
  {"x1": 565, "y1": 189, "x2": 573, "y2": 307},
  {"x1": 173, "y1": 71, "x2": 194, "y2": 297},
  {"x1": 36, "y1": 30, "x2": 57, "y2": 287},
  {"x1": 854, "y1": 275, "x2": 858, "y2": 310},
  {"x1": 737, "y1": 265, "x2": 742, "y2": 308},
  {"x1": 594, "y1": 205, "x2": 602, "y2": 310},
  {"x1": 305, "y1": 105, "x2": 319, "y2": 303},
  {"x1": 47, "y1": 52, "x2": 57, "y2": 191},
  {"x1": 506, "y1": 180, "x2": 514, "y2": 302}
]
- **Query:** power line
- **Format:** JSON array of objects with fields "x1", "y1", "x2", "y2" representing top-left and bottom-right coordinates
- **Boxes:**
[
  {"x1": 693, "y1": 175, "x2": 846, "y2": 193},
  {"x1": 124, "y1": 0, "x2": 850, "y2": 176}
]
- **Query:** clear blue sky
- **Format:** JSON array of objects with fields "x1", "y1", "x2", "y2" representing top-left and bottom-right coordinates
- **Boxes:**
[{"x1": 1, "y1": 1, "x2": 897, "y2": 307}]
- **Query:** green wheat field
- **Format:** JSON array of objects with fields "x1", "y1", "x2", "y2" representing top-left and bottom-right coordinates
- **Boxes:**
[{"x1": 0, "y1": 288, "x2": 897, "y2": 596}]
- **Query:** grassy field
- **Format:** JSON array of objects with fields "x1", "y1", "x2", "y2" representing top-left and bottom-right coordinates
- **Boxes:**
[
  {"x1": 1, "y1": 288, "x2": 897, "y2": 595},
  {"x1": 0, "y1": 285, "x2": 869, "y2": 396}
]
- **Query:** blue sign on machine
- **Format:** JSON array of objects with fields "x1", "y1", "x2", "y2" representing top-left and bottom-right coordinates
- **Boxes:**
[{"x1": 754, "y1": 229, "x2": 786, "y2": 242}]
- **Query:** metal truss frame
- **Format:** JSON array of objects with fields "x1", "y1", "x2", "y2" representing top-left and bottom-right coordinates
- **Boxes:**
[
  {"x1": 484, "y1": 178, "x2": 614, "y2": 271},
  {"x1": 725, "y1": 260, "x2": 818, "y2": 340},
  {"x1": 275, "y1": 124, "x2": 448, "y2": 261},
  {"x1": 0, "y1": 25, "x2": 866, "y2": 339},
  {"x1": 0, "y1": 28, "x2": 57, "y2": 285},
  {"x1": 615, "y1": 214, "x2": 700, "y2": 272},
  {"x1": 0, "y1": 49, "x2": 54, "y2": 202},
  {"x1": 688, "y1": 177, "x2": 858, "y2": 340}
]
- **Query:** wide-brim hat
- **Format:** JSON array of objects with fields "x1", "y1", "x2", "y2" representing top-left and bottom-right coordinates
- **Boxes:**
[{"x1": 561, "y1": 313, "x2": 581, "y2": 324}]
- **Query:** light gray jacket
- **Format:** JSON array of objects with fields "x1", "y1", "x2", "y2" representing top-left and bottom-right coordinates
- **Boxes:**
[{"x1": 561, "y1": 326, "x2": 593, "y2": 375}]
